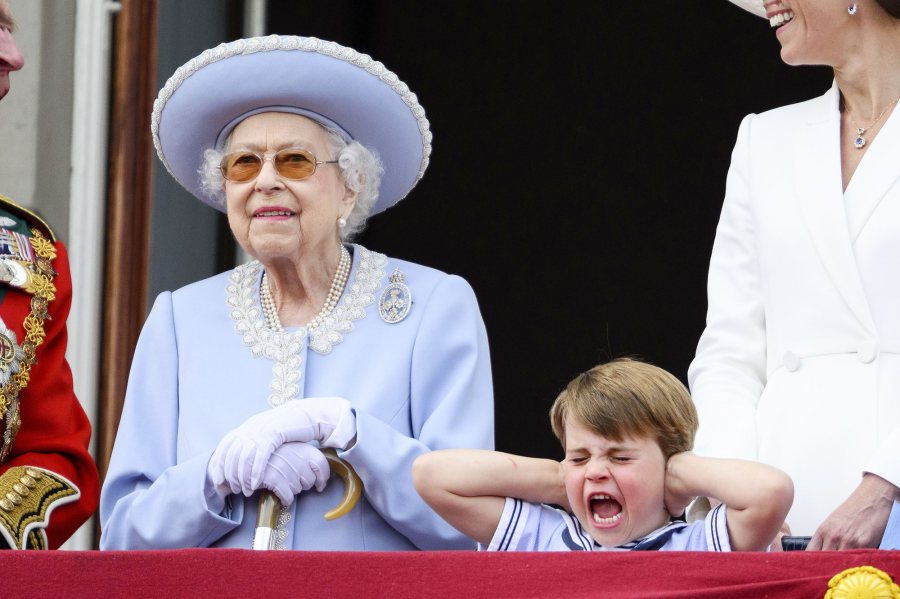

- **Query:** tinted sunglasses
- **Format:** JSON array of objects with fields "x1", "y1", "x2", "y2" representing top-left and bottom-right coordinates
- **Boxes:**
[{"x1": 219, "y1": 148, "x2": 338, "y2": 183}]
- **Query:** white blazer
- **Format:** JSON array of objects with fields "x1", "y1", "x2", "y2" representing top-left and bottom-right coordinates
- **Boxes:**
[{"x1": 689, "y1": 82, "x2": 900, "y2": 535}]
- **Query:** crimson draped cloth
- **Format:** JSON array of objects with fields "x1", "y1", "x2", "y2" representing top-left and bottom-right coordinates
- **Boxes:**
[{"x1": 4, "y1": 549, "x2": 900, "y2": 598}]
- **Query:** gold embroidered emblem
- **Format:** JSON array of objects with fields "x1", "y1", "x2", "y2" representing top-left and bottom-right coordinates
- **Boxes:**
[
  {"x1": 825, "y1": 566, "x2": 900, "y2": 599},
  {"x1": 0, "y1": 466, "x2": 79, "y2": 549}
]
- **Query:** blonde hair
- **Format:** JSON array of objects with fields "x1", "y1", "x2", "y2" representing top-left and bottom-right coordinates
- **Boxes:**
[{"x1": 549, "y1": 358, "x2": 698, "y2": 458}]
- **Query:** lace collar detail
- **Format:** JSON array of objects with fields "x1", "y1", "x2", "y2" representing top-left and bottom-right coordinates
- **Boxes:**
[
  {"x1": 226, "y1": 244, "x2": 387, "y2": 407},
  {"x1": 308, "y1": 245, "x2": 386, "y2": 354}
]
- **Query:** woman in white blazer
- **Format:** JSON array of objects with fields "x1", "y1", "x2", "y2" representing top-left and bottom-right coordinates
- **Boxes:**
[{"x1": 689, "y1": 0, "x2": 900, "y2": 549}]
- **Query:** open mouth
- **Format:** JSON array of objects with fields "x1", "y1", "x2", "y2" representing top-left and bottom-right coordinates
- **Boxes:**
[
  {"x1": 589, "y1": 494, "x2": 623, "y2": 526},
  {"x1": 764, "y1": 1, "x2": 795, "y2": 28}
]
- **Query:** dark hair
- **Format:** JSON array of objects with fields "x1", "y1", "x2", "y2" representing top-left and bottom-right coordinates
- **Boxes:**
[{"x1": 876, "y1": 0, "x2": 900, "y2": 18}]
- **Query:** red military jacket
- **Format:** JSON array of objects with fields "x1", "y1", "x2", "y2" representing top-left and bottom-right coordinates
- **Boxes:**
[{"x1": 0, "y1": 194, "x2": 99, "y2": 549}]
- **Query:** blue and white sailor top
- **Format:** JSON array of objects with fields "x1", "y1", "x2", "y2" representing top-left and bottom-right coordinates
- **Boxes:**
[{"x1": 484, "y1": 498, "x2": 731, "y2": 552}]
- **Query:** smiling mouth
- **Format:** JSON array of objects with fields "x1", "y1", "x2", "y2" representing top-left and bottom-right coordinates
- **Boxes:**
[
  {"x1": 590, "y1": 494, "x2": 623, "y2": 525},
  {"x1": 253, "y1": 210, "x2": 294, "y2": 218},
  {"x1": 764, "y1": 1, "x2": 795, "y2": 27}
]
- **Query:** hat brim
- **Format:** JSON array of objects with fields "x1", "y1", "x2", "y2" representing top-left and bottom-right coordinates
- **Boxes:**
[
  {"x1": 152, "y1": 36, "x2": 431, "y2": 215},
  {"x1": 727, "y1": 0, "x2": 767, "y2": 18}
]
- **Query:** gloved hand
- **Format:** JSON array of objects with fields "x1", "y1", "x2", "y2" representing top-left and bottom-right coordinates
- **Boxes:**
[
  {"x1": 208, "y1": 397, "x2": 356, "y2": 497},
  {"x1": 258, "y1": 442, "x2": 331, "y2": 506}
]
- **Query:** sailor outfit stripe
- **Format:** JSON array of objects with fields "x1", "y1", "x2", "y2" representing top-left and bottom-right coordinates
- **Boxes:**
[
  {"x1": 560, "y1": 509, "x2": 593, "y2": 550},
  {"x1": 558, "y1": 508, "x2": 691, "y2": 551},
  {"x1": 498, "y1": 498, "x2": 524, "y2": 551},
  {"x1": 487, "y1": 497, "x2": 733, "y2": 552},
  {"x1": 707, "y1": 503, "x2": 726, "y2": 551},
  {"x1": 631, "y1": 520, "x2": 691, "y2": 550}
]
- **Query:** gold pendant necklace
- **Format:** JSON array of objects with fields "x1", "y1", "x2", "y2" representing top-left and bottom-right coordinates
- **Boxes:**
[{"x1": 848, "y1": 98, "x2": 899, "y2": 150}]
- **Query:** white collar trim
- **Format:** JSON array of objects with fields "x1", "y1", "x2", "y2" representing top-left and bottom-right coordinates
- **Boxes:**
[{"x1": 226, "y1": 244, "x2": 388, "y2": 407}]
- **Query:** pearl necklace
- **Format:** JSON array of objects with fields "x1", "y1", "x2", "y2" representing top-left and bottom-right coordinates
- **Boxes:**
[{"x1": 260, "y1": 244, "x2": 352, "y2": 332}]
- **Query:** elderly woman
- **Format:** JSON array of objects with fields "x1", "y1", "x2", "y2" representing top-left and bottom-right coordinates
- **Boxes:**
[
  {"x1": 99, "y1": 36, "x2": 494, "y2": 550},
  {"x1": 690, "y1": 0, "x2": 900, "y2": 549}
]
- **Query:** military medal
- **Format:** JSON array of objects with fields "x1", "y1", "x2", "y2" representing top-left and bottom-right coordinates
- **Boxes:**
[
  {"x1": 0, "y1": 228, "x2": 36, "y2": 262},
  {"x1": 0, "y1": 259, "x2": 31, "y2": 290},
  {"x1": 0, "y1": 227, "x2": 58, "y2": 461},
  {"x1": 379, "y1": 268, "x2": 412, "y2": 324},
  {"x1": 0, "y1": 260, "x2": 15, "y2": 284},
  {"x1": 0, "y1": 318, "x2": 25, "y2": 386},
  {"x1": 0, "y1": 228, "x2": 38, "y2": 294}
]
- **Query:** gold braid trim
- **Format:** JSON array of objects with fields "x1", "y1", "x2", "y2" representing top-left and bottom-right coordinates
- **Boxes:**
[
  {"x1": 0, "y1": 229, "x2": 57, "y2": 460},
  {"x1": 27, "y1": 528, "x2": 45, "y2": 550},
  {"x1": 25, "y1": 228, "x2": 57, "y2": 263},
  {"x1": 0, "y1": 466, "x2": 78, "y2": 549}
]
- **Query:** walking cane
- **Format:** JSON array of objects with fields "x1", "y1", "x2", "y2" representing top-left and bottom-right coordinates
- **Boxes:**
[{"x1": 253, "y1": 448, "x2": 363, "y2": 550}]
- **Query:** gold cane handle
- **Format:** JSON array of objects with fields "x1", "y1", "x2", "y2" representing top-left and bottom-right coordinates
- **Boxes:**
[
  {"x1": 322, "y1": 448, "x2": 362, "y2": 520},
  {"x1": 253, "y1": 448, "x2": 363, "y2": 548}
]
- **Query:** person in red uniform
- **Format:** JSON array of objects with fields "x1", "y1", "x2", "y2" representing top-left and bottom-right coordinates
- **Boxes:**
[{"x1": 0, "y1": 0, "x2": 99, "y2": 549}]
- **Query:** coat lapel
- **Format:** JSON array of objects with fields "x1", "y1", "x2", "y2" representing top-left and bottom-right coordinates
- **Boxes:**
[
  {"x1": 794, "y1": 82, "x2": 876, "y2": 332},
  {"x1": 844, "y1": 99, "x2": 900, "y2": 241}
]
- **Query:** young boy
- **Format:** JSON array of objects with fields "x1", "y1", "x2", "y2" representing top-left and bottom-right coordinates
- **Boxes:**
[{"x1": 413, "y1": 358, "x2": 793, "y2": 551}]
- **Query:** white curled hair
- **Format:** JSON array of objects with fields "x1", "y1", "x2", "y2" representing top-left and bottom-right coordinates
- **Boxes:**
[{"x1": 198, "y1": 124, "x2": 384, "y2": 241}]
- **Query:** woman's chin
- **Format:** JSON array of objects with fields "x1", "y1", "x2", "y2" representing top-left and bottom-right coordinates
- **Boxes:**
[
  {"x1": 779, "y1": 48, "x2": 804, "y2": 66},
  {"x1": 247, "y1": 238, "x2": 304, "y2": 264},
  {"x1": 777, "y1": 39, "x2": 819, "y2": 67},
  {"x1": 231, "y1": 222, "x2": 296, "y2": 257}
]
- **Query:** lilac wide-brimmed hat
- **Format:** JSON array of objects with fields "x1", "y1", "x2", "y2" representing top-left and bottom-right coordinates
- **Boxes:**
[
  {"x1": 151, "y1": 35, "x2": 432, "y2": 215},
  {"x1": 727, "y1": 0, "x2": 766, "y2": 17}
]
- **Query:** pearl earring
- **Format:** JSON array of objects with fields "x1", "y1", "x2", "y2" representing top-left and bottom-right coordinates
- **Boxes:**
[
  {"x1": 848, "y1": 3, "x2": 857, "y2": 14},
  {"x1": 337, "y1": 216, "x2": 347, "y2": 228}
]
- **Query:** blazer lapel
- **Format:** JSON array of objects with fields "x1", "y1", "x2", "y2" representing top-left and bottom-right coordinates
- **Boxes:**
[
  {"x1": 844, "y1": 100, "x2": 900, "y2": 241},
  {"x1": 794, "y1": 82, "x2": 876, "y2": 332}
]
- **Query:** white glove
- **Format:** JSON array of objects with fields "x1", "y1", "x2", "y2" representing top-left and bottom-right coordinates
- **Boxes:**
[
  {"x1": 208, "y1": 397, "x2": 356, "y2": 496},
  {"x1": 258, "y1": 442, "x2": 330, "y2": 506}
]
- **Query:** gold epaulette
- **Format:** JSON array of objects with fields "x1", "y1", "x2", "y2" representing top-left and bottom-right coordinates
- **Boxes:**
[
  {"x1": 0, "y1": 466, "x2": 80, "y2": 549},
  {"x1": 0, "y1": 194, "x2": 56, "y2": 243}
]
